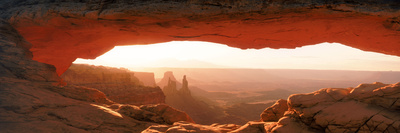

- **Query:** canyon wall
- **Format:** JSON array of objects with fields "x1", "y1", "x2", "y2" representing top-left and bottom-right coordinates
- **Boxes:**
[
  {"x1": 61, "y1": 64, "x2": 165, "y2": 105},
  {"x1": 0, "y1": 0, "x2": 398, "y2": 74},
  {"x1": 134, "y1": 72, "x2": 157, "y2": 87}
]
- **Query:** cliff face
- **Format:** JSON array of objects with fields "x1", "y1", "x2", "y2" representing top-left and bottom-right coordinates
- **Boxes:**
[
  {"x1": 133, "y1": 72, "x2": 157, "y2": 87},
  {"x1": 61, "y1": 64, "x2": 165, "y2": 105},
  {"x1": 0, "y1": 0, "x2": 398, "y2": 75},
  {"x1": 157, "y1": 71, "x2": 180, "y2": 89},
  {"x1": 62, "y1": 64, "x2": 140, "y2": 85},
  {"x1": 0, "y1": 19, "x2": 60, "y2": 82},
  {"x1": 0, "y1": 20, "x2": 194, "y2": 132}
]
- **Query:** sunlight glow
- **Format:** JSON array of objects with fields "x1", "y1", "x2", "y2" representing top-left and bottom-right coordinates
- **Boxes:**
[{"x1": 73, "y1": 41, "x2": 400, "y2": 71}]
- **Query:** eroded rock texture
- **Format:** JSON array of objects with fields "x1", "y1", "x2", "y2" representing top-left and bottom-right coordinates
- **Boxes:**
[
  {"x1": 0, "y1": 20, "x2": 193, "y2": 132},
  {"x1": 61, "y1": 64, "x2": 165, "y2": 105},
  {"x1": 143, "y1": 121, "x2": 241, "y2": 133},
  {"x1": 0, "y1": 0, "x2": 399, "y2": 74},
  {"x1": 260, "y1": 99, "x2": 288, "y2": 122},
  {"x1": 0, "y1": 19, "x2": 60, "y2": 82},
  {"x1": 146, "y1": 82, "x2": 400, "y2": 133},
  {"x1": 270, "y1": 82, "x2": 400, "y2": 132}
]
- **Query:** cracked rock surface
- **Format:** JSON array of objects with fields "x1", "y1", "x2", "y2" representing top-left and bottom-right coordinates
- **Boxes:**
[
  {"x1": 281, "y1": 82, "x2": 400, "y2": 132},
  {"x1": 143, "y1": 82, "x2": 400, "y2": 133}
]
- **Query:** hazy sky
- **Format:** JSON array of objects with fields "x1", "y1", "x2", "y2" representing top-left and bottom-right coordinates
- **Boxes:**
[{"x1": 74, "y1": 41, "x2": 400, "y2": 71}]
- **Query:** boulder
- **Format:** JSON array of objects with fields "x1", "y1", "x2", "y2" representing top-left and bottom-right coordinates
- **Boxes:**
[
  {"x1": 285, "y1": 82, "x2": 400, "y2": 132},
  {"x1": 260, "y1": 99, "x2": 288, "y2": 122}
]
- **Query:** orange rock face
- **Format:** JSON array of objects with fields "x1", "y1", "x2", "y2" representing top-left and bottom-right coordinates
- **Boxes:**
[
  {"x1": 1, "y1": 0, "x2": 399, "y2": 75},
  {"x1": 260, "y1": 99, "x2": 288, "y2": 122}
]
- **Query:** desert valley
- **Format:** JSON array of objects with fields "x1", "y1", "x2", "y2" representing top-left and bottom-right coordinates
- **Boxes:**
[{"x1": 61, "y1": 64, "x2": 400, "y2": 127}]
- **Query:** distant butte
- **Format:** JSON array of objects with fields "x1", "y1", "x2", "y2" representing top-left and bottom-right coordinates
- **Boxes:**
[{"x1": 0, "y1": 0, "x2": 398, "y2": 75}]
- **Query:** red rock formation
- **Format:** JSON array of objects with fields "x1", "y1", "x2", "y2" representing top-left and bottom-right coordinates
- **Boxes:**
[
  {"x1": 162, "y1": 78, "x2": 179, "y2": 95},
  {"x1": 0, "y1": 20, "x2": 194, "y2": 132},
  {"x1": 146, "y1": 82, "x2": 400, "y2": 132},
  {"x1": 0, "y1": 20, "x2": 60, "y2": 82},
  {"x1": 116, "y1": 104, "x2": 194, "y2": 125},
  {"x1": 0, "y1": 0, "x2": 398, "y2": 75},
  {"x1": 260, "y1": 99, "x2": 288, "y2": 122},
  {"x1": 270, "y1": 82, "x2": 400, "y2": 132},
  {"x1": 47, "y1": 85, "x2": 114, "y2": 105},
  {"x1": 143, "y1": 121, "x2": 240, "y2": 133},
  {"x1": 2, "y1": 17, "x2": 400, "y2": 132},
  {"x1": 179, "y1": 75, "x2": 192, "y2": 96},
  {"x1": 139, "y1": 104, "x2": 195, "y2": 124},
  {"x1": 157, "y1": 71, "x2": 180, "y2": 89},
  {"x1": 61, "y1": 64, "x2": 165, "y2": 105}
]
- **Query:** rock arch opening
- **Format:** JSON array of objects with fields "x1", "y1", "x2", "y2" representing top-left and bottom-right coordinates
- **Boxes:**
[
  {"x1": 61, "y1": 41, "x2": 400, "y2": 124},
  {"x1": 1, "y1": 0, "x2": 400, "y2": 132},
  {"x1": 73, "y1": 41, "x2": 400, "y2": 74},
  {"x1": 8, "y1": 1, "x2": 398, "y2": 75}
]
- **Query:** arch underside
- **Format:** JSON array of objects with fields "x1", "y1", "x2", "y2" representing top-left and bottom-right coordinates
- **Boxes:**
[{"x1": 4, "y1": 0, "x2": 400, "y2": 75}]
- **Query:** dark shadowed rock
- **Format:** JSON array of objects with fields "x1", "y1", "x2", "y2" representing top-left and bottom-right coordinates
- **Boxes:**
[
  {"x1": 0, "y1": 20, "x2": 191, "y2": 132},
  {"x1": 0, "y1": 20, "x2": 60, "y2": 82}
]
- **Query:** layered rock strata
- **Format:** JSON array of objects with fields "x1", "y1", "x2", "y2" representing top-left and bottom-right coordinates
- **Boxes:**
[{"x1": 61, "y1": 64, "x2": 165, "y2": 105}]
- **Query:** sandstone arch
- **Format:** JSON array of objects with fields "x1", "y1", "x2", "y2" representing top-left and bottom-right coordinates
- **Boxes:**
[{"x1": 1, "y1": 0, "x2": 399, "y2": 75}]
